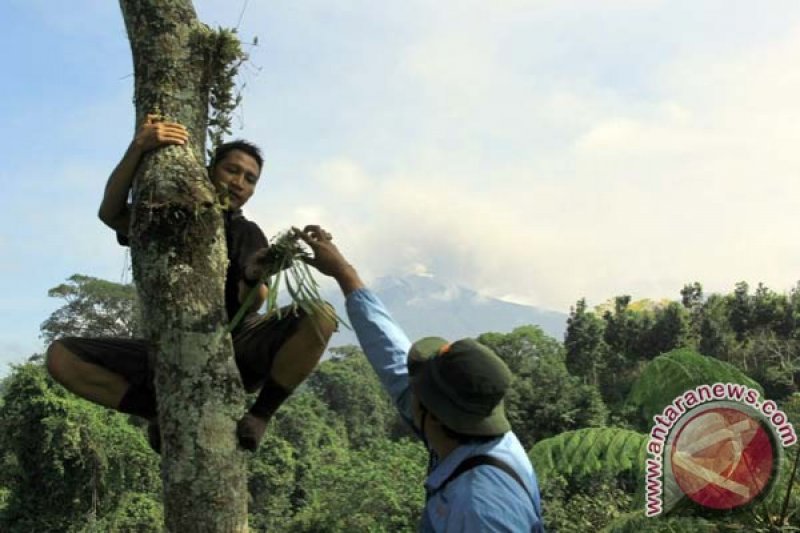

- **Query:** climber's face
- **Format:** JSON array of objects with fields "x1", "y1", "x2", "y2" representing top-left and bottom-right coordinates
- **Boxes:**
[{"x1": 211, "y1": 149, "x2": 261, "y2": 210}]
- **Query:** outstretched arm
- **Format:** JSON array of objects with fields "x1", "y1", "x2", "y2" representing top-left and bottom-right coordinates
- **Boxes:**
[
  {"x1": 294, "y1": 226, "x2": 414, "y2": 422},
  {"x1": 98, "y1": 114, "x2": 188, "y2": 235},
  {"x1": 292, "y1": 225, "x2": 364, "y2": 295}
]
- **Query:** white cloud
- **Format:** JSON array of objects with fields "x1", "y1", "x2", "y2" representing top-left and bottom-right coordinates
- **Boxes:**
[
  {"x1": 101, "y1": 8, "x2": 800, "y2": 313},
  {"x1": 410, "y1": 263, "x2": 434, "y2": 277},
  {"x1": 313, "y1": 158, "x2": 372, "y2": 196},
  {"x1": 8, "y1": 0, "x2": 800, "y2": 361},
  {"x1": 307, "y1": 22, "x2": 800, "y2": 312}
]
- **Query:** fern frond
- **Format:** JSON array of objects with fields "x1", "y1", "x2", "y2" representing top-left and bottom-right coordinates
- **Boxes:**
[
  {"x1": 627, "y1": 348, "x2": 763, "y2": 424},
  {"x1": 530, "y1": 427, "x2": 647, "y2": 482}
]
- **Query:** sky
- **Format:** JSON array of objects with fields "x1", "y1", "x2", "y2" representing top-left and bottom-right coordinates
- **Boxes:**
[{"x1": 2, "y1": 0, "x2": 800, "y2": 374}]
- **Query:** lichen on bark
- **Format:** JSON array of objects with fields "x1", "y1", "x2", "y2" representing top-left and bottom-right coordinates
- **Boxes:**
[{"x1": 118, "y1": 0, "x2": 250, "y2": 530}]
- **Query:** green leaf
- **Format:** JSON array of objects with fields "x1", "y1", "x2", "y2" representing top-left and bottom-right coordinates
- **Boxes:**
[
  {"x1": 530, "y1": 427, "x2": 648, "y2": 483},
  {"x1": 627, "y1": 348, "x2": 764, "y2": 425}
]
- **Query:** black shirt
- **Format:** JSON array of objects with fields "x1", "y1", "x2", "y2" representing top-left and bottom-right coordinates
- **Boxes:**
[
  {"x1": 223, "y1": 210, "x2": 268, "y2": 322},
  {"x1": 118, "y1": 209, "x2": 268, "y2": 324}
]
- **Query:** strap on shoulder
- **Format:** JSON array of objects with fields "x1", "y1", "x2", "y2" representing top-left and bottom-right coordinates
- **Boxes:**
[{"x1": 440, "y1": 454, "x2": 528, "y2": 496}]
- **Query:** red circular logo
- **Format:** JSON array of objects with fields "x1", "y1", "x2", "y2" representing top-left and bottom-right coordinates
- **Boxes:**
[{"x1": 670, "y1": 406, "x2": 775, "y2": 510}]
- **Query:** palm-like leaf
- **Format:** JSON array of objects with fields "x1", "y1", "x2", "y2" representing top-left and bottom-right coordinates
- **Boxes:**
[
  {"x1": 530, "y1": 427, "x2": 648, "y2": 482},
  {"x1": 627, "y1": 348, "x2": 763, "y2": 425}
]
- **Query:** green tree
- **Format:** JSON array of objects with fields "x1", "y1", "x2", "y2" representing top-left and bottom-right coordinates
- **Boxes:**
[
  {"x1": 89, "y1": 492, "x2": 164, "y2": 533},
  {"x1": 728, "y1": 281, "x2": 752, "y2": 342},
  {"x1": 540, "y1": 472, "x2": 634, "y2": 532},
  {"x1": 680, "y1": 282, "x2": 703, "y2": 310},
  {"x1": 268, "y1": 391, "x2": 349, "y2": 515},
  {"x1": 698, "y1": 293, "x2": 737, "y2": 362},
  {"x1": 565, "y1": 298, "x2": 608, "y2": 387},
  {"x1": 680, "y1": 281, "x2": 704, "y2": 346},
  {"x1": 479, "y1": 325, "x2": 561, "y2": 374},
  {"x1": 603, "y1": 296, "x2": 636, "y2": 357},
  {"x1": 751, "y1": 283, "x2": 786, "y2": 334},
  {"x1": 600, "y1": 296, "x2": 646, "y2": 405},
  {"x1": 307, "y1": 346, "x2": 397, "y2": 448},
  {"x1": 643, "y1": 302, "x2": 691, "y2": 358},
  {"x1": 783, "y1": 282, "x2": 800, "y2": 339},
  {"x1": 40, "y1": 274, "x2": 139, "y2": 343},
  {"x1": 0, "y1": 363, "x2": 160, "y2": 532},
  {"x1": 743, "y1": 331, "x2": 799, "y2": 399},
  {"x1": 479, "y1": 326, "x2": 607, "y2": 448},
  {"x1": 246, "y1": 432, "x2": 297, "y2": 532},
  {"x1": 290, "y1": 438, "x2": 426, "y2": 532}
]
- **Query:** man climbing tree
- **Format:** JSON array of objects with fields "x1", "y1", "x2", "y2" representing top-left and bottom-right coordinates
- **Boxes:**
[{"x1": 44, "y1": 1, "x2": 334, "y2": 530}]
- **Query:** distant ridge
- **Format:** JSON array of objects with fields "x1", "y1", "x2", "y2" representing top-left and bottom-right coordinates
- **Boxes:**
[{"x1": 325, "y1": 274, "x2": 567, "y2": 350}]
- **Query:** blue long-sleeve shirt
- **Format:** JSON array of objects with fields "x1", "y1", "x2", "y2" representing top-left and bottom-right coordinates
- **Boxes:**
[{"x1": 346, "y1": 287, "x2": 545, "y2": 532}]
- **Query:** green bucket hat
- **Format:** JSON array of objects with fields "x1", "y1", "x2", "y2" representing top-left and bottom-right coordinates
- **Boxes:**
[{"x1": 408, "y1": 337, "x2": 512, "y2": 436}]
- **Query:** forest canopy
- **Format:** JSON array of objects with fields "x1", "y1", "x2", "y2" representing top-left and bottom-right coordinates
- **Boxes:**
[{"x1": 1, "y1": 275, "x2": 798, "y2": 531}]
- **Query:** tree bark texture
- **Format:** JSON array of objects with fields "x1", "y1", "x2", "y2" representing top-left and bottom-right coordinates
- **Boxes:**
[{"x1": 119, "y1": 1, "x2": 248, "y2": 531}]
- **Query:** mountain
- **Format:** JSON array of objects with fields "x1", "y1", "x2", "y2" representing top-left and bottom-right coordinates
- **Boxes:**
[{"x1": 324, "y1": 274, "x2": 567, "y2": 350}]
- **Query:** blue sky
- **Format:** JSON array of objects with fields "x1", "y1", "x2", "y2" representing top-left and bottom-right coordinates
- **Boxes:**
[{"x1": 3, "y1": 0, "x2": 800, "y2": 374}]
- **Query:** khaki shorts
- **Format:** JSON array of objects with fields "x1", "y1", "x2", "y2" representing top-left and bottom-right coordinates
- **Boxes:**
[{"x1": 59, "y1": 307, "x2": 306, "y2": 394}]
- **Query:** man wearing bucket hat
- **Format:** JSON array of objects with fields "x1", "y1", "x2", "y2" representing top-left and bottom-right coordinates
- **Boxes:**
[{"x1": 295, "y1": 225, "x2": 544, "y2": 532}]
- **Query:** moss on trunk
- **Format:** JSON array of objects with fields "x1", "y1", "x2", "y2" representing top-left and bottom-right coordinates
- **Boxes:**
[{"x1": 119, "y1": 0, "x2": 248, "y2": 530}]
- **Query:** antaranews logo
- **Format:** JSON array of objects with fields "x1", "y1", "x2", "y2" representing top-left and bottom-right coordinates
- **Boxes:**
[{"x1": 645, "y1": 382, "x2": 797, "y2": 517}]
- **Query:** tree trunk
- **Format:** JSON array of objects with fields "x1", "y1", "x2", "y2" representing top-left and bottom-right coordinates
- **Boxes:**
[{"x1": 119, "y1": 1, "x2": 248, "y2": 531}]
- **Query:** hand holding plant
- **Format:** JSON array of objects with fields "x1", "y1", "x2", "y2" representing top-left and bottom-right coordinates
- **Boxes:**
[{"x1": 227, "y1": 229, "x2": 345, "y2": 336}]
